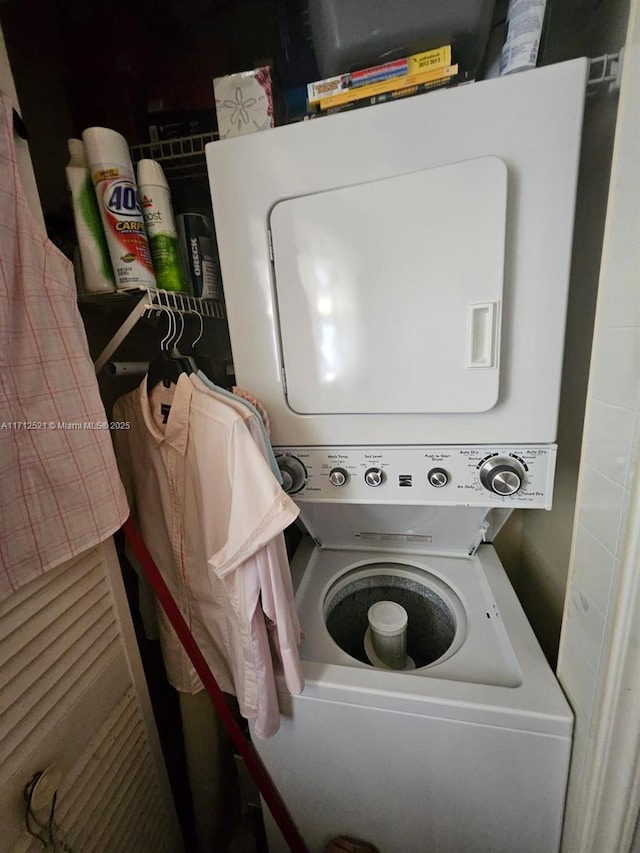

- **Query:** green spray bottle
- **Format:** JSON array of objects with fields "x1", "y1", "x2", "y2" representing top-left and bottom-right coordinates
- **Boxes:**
[{"x1": 137, "y1": 159, "x2": 190, "y2": 292}]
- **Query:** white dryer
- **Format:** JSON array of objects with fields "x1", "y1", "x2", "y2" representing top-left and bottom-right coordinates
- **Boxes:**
[
  {"x1": 206, "y1": 59, "x2": 587, "y2": 449},
  {"x1": 206, "y1": 58, "x2": 587, "y2": 853}
]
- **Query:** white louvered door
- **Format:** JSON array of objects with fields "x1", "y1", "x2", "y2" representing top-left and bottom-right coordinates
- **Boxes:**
[{"x1": 0, "y1": 539, "x2": 183, "y2": 853}]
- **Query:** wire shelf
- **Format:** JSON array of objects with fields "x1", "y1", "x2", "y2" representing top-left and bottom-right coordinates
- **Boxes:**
[
  {"x1": 130, "y1": 133, "x2": 218, "y2": 179},
  {"x1": 144, "y1": 286, "x2": 225, "y2": 319},
  {"x1": 80, "y1": 285, "x2": 225, "y2": 319},
  {"x1": 85, "y1": 286, "x2": 226, "y2": 373},
  {"x1": 587, "y1": 51, "x2": 624, "y2": 95}
]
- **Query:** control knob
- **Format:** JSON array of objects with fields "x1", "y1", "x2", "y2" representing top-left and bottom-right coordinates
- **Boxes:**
[
  {"x1": 428, "y1": 468, "x2": 449, "y2": 488},
  {"x1": 329, "y1": 467, "x2": 349, "y2": 487},
  {"x1": 479, "y1": 456, "x2": 525, "y2": 496},
  {"x1": 277, "y1": 454, "x2": 307, "y2": 494},
  {"x1": 364, "y1": 467, "x2": 384, "y2": 487}
]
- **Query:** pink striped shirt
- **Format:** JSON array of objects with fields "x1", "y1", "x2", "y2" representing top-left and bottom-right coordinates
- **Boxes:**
[{"x1": 0, "y1": 90, "x2": 128, "y2": 598}]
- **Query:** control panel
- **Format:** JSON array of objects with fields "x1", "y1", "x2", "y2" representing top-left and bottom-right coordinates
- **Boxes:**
[{"x1": 275, "y1": 445, "x2": 557, "y2": 509}]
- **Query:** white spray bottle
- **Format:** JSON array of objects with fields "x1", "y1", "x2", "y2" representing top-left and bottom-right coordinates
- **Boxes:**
[
  {"x1": 65, "y1": 139, "x2": 115, "y2": 293},
  {"x1": 137, "y1": 159, "x2": 190, "y2": 293}
]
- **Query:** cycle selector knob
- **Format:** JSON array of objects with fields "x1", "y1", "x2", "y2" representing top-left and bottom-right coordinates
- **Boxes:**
[
  {"x1": 277, "y1": 454, "x2": 307, "y2": 494},
  {"x1": 428, "y1": 468, "x2": 449, "y2": 488},
  {"x1": 364, "y1": 467, "x2": 384, "y2": 487},
  {"x1": 479, "y1": 456, "x2": 525, "y2": 496},
  {"x1": 329, "y1": 467, "x2": 349, "y2": 487}
]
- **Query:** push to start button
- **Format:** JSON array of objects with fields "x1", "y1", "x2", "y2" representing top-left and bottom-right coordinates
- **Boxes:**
[{"x1": 428, "y1": 468, "x2": 449, "y2": 488}]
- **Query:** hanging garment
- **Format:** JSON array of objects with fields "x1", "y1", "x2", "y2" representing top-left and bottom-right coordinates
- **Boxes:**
[
  {"x1": 191, "y1": 371, "x2": 302, "y2": 695},
  {"x1": 112, "y1": 375, "x2": 301, "y2": 737},
  {"x1": 195, "y1": 370, "x2": 282, "y2": 482},
  {"x1": 0, "y1": 91, "x2": 128, "y2": 599},
  {"x1": 232, "y1": 386, "x2": 271, "y2": 436}
]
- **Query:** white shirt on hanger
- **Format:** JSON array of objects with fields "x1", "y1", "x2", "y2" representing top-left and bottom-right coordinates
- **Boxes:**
[{"x1": 113, "y1": 374, "x2": 301, "y2": 738}]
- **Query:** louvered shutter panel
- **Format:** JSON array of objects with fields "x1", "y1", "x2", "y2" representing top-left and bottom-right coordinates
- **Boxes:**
[{"x1": 0, "y1": 539, "x2": 183, "y2": 852}]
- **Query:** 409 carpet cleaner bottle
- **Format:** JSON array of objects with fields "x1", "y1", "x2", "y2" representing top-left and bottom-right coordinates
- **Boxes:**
[{"x1": 82, "y1": 127, "x2": 156, "y2": 291}]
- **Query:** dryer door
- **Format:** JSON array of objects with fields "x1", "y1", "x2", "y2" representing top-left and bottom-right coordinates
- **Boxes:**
[{"x1": 270, "y1": 156, "x2": 506, "y2": 415}]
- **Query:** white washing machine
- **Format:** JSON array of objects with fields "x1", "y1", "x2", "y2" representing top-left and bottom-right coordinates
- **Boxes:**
[
  {"x1": 206, "y1": 58, "x2": 587, "y2": 852},
  {"x1": 253, "y1": 499, "x2": 573, "y2": 853}
]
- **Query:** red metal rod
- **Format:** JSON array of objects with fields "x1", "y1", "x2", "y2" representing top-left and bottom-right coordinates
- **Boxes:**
[{"x1": 122, "y1": 516, "x2": 309, "y2": 853}]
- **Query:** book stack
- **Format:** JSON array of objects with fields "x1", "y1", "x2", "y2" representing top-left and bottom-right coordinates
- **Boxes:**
[{"x1": 307, "y1": 45, "x2": 459, "y2": 114}]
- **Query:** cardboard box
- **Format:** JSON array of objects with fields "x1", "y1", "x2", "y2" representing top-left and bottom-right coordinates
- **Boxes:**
[{"x1": 214, "y1": 67, "x2": 274, "y2": 140}]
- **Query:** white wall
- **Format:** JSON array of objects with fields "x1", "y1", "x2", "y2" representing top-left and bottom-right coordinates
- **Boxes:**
[
  {"x1": 557, "y1": 0, "x2": 640, "y2": 844},
  {"x1": 496, "y1": 0, "x2": 630, "y2": 663}
]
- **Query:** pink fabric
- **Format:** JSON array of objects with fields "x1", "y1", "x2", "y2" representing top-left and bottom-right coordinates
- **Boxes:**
[
  {"x1": 0, "y1": 91, "x2": 128, "y2": 598},
  {"x1": 232, "y1": 386, "x2": 271, "y2": 437},
  {"x1": 113, "y1": 375, "x2": 300, "y2": 738},
  {"x1": 190, "y1": 373, "x2": 303, "y2": 696}
]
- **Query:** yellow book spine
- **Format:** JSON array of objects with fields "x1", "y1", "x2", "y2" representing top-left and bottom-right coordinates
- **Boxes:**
[
  {"x1": 406, "y1": 45, "x2": 452, "y2": 75},
  {"x1": 308, "y1": 45, "x2": 453, "y2": 105},
  {"x1": 319, "y1": 64, "x2": 458, "y2": 111}
]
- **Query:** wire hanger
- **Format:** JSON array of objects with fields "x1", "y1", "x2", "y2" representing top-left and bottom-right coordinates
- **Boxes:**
[
  {"x1": 183, "y1": 308, "x2": 216, "y2": 378},
  {"x1": 146, "y1": 306, "x2": 186, "y2": 391},
  {"x1": 171, "y1": 310, "x2": 198, "y2": 376},
  {"x1": 191, "y1": 310, "x2": 204, "y2": 349},
  {"x1": 13, "y1": 109, "x2": 28, "y2": 140}
]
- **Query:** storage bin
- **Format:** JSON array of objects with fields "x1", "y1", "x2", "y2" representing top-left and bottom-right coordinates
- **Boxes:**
[{"x1": 308, "y1": 0, "x2": 496, "y2": 78}]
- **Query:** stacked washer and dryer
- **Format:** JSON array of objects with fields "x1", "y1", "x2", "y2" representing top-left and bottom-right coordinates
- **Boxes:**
[{"x1": 206, "y1": 58, "x2": 587, "y2": 853}]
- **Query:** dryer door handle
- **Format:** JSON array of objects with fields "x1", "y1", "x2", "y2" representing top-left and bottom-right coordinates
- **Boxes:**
[{"x1": 467, "y1": 301, "x2": 499, "y2": 369}]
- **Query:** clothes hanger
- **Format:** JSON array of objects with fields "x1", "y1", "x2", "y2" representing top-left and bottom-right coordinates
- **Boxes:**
[
  {"x1": 13, "y1": 110, "x2": 28, "y2": 140},
  {"x1": 183, "y1": 310, "x2": 214, "y2": 378},
  {"x1": 171, "y1": 311, "x2": 198, "y2": 375},
  {"x1": 191, "y1": 310, "x2": 204, "y2": 349},
  {"x1": 146, "y1": 307, "x2": 184, "y2": 391}
]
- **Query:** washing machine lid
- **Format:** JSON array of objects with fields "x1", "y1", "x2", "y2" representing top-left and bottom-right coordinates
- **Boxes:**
[
  {"x1": 297, "y1": 503, "x2": 512, "y2": 557},
  {"x1": 269, "y1": 155, "x2": 506, "y2": 416}
]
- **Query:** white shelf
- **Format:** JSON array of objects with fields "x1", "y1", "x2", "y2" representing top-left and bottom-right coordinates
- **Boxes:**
[
  {"x1": 587, "y1": 51, "x2": 624, "y2": 94},
  {"x1": 129, "y1": 132, "x2": 218, "y2": 179},
  {"x1": 84, "y1": 286, "x2": 226, "y2": 373}
]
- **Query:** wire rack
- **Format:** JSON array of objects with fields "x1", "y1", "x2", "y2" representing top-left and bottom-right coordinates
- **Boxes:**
[
  {"x1": 129, "y1": 132, "x2": 218, "y2": 179},
  {"x1": 83, "y1": 286, "x2": 226, "y2": 373},
  {"x1": 587, "y1": 51, "x2": 624, "y2": 95}
]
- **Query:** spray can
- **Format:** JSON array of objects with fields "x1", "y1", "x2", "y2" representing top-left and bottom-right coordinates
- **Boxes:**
[
  {"x1": 176, "y1": 213, "x2": 223, "y2": 299},
  {"x1": 82, "y1": 127, "x2": 156, "y2": 291},
  {"x1": 137, "y1": 159, "x2": 190, "y2": 293},
  {"x1": 65, "y1": 139, "x2": 115, "y2": 293}
]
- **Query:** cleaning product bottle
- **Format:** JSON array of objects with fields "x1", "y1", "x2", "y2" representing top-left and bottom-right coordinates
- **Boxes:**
[
  {"x1": 137, "y1": 159, "x2": 190, "y2": 293},
  {"x1": 176, "y1": 212, "x2": 223, "y2": 299},
  {"x1": 82, "y1": 127, "x2": 156, "y2": 291},
  {"x1": 65, "y1": 138, "x2": 115, "y2": 293}
]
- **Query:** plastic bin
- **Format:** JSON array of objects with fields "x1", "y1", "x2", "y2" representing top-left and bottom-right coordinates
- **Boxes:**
[{"x1": 308, "y1": 0, "x2": 497, "y2": 78}]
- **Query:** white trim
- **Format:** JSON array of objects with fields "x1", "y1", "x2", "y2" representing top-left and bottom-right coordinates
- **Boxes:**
[
  {"x1": 575, "y1": 474, "x2": 640, "y2": 850},
  {"x1": 558, "y1": 0, "x2": 640, "y2": 845}
]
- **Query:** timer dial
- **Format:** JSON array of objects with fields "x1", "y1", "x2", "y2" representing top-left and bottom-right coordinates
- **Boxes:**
[
  {"x1": 479, "y1": 456, "x2": 525, "y2": 496},
  {"x1": 277, "y1": 454, "x2": 307, "y2": 494}
]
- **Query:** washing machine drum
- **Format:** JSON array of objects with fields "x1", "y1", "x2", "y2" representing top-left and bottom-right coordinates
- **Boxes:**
[{"x1": 323, "y1": 563, "x2": 467, "y2": 671}]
